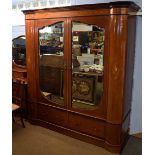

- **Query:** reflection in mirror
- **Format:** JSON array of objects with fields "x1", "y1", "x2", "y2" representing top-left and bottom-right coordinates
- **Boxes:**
[
  {"x1": 39, "y1": 22, "x2": 64, "y2": 105},
  {"x1": 72, "y1": 22, "x2": 104, "y2": 110},
  {"x1": 12, "y1": 35, "x2": 26, "y2": 66}
]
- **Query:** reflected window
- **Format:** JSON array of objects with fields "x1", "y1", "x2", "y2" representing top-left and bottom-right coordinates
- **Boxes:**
[
  {"x1": 39, "y1": 22, "x2": 64, "y2": 105},
  {"x1": 72, "y1": 22, "x2": 104, "y2": 110},
  {"x1": 12, "y1": 35, "x2": 26, "y2": 66}
]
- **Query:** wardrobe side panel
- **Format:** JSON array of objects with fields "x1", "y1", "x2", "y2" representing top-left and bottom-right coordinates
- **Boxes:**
[
  {"x1": 25, "y1": 20, "x2": 37, "y2": 118},
  {"x1": 106, "y1": 15, "x2": 128, "y2": 124}
]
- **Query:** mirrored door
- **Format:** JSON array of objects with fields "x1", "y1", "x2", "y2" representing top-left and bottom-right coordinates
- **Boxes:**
[
  {"x1": 38, "y1": 21, "x2": 65, "y2": 106},
  {"x1": 69, "y1": 17, "x2": 108, "y2": 117}
]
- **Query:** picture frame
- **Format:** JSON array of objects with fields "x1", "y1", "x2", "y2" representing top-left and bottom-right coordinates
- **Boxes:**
[{"x1": 77, "y1": 54, "x2": 94, "y2": 66}]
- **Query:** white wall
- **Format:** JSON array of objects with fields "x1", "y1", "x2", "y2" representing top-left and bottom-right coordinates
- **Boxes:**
[
  {"x1": 12, "y1": 10, "x2": 25, "y2": 26},
  {"x1": 12, "y1": 0, "x2": 142, "y2": 134}
]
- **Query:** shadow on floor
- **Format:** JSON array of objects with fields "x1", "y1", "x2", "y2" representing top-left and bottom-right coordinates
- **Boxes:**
[{"x1": 121, "y1": 136, "x2": 142, "y2": 155}]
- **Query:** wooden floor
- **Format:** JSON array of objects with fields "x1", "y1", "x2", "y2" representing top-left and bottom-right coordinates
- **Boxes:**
[{"x1": 12, "y1": 120, "x2": 142, "y2": 155}]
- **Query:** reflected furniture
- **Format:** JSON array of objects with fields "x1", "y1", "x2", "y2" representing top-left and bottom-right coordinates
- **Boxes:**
[
  {"x1": 12, "y1": 35, "x2": 27, "y2": 81},
  {"x1": 40, "y1": 55, "x2": 64, "y2": 96},
  {"x1": 23, "y1": 1, "x2": 140, "y2": 153},
  {"x1": 12, "y1": 35, "x2": 26, "y2": 66},
  {"x1": 12, "y1": 80, "x2": 25, "y2": 128},
  {"x1": 12, "y1": 36, "x2": 28, "y2": 119}
]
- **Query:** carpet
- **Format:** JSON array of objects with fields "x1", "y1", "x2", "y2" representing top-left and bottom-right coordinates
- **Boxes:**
[{"x1": 12, "y1": 121, "x2": 142, "y2": 155}]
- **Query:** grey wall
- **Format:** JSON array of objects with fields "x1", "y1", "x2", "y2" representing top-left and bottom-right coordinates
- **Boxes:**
[{"x1": 129, "y1": 16, "x2": 142, "y2": 134}]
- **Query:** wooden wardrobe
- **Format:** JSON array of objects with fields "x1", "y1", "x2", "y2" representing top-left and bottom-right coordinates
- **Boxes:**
[{"x1": 23, "y1": 1, "x2": 140, "y2": 153}]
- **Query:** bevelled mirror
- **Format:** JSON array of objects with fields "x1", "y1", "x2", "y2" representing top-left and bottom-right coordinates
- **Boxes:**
[
  {"x1": 39, "y1": 22, "x2": 64, "y2": 105},
  {"x1": 72, "y1": 22, "x2": 104, "y2": 110},
  {"x1": 12, "y1": 35, "x2": 26, "y2": 66}
]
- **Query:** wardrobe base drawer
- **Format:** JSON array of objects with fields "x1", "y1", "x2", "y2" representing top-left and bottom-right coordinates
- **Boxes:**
[
  {"x1": 68, "y1": 113, "x2": 105, "y2": 138},
  {"x1": 37, "y1": 103, "x2": 67, "y2": 127}
]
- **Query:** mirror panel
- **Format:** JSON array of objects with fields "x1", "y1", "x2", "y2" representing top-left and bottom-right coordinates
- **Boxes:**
[
  {"x1": 72, "y1": 22, "x2": 104, "y2": 110},
  {"x1": 39, "y1": 22, "x2": 64, "y2": 105},
  {"x1": 12, "y1": 35, "x2": 26, "y2": 66}
]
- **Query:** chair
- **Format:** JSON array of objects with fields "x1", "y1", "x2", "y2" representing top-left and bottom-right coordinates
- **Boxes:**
[{"x1": 12, "y1": 80, "x2": 25, "y2": 128}]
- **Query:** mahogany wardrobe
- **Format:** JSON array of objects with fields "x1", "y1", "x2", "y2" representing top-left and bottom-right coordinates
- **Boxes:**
[{"x1": 23, "y1": 1, "x2": 140, "y2": 153}]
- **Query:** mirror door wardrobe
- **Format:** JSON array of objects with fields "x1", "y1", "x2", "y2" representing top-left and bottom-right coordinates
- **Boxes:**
[{"x1": 23, "y1": 2, "x2": 139, "y2": 153}]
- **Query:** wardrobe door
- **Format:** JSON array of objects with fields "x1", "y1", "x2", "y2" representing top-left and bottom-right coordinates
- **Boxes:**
[
  {"x1": 68, "y1": 16, "x2": 109, "y2": 118},
  {"x1": 34, "y1": 19, "x2": 68, "y2": 108}
]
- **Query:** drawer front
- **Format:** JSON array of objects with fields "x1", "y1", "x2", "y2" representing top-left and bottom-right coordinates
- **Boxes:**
[
  {"x1": 68, "y1": 113, "x2": 105, "y2": 138},
  {"x1": 37, "y1": 103, "x2": 67, "y2": 127}
]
